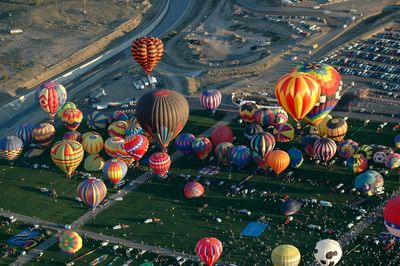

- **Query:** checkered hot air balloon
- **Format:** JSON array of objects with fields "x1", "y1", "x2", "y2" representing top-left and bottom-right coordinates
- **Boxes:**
[
  {"x1": 77, "y1": 178, "x2": 107, "y2": 210},
  {"x1": 175, "y1": 133, "x2": 196, "y2": 156},
  {"x1": 267, "y1": 150, "x2": 290, "y2": 175},
  {"x1": 292, "y1": 63, "x2": 342, "y2": 126},
  {"x1": 131, "y1": 36, "x2": 163, "y2": 75},
  {"x1": 104, "y1": 137, "x2": 125, "y2": 158},
  {"x1": 123, "y1": 134, "x2": 149, "y2": 161},
  {"x1": 108, "y1": 121, "x2": 128, "y2": 138},
  {"x1": 337, "y1": 139, "x2": 358, "y2": 158},
  {"x1": 35, "y1": 82, "x2": 67, "y2": 122},
  {"x1": 250, "y1": 132, "x2": 275, "y2": 158},
  {"x1": 61, "y1": 108, "x2": 83, "y2": 131},
  {"x1": 196, "y1": 237, "x2": 223, "y2": 266},
  {"x1": 149, "y1": 152, "x2": 171, "y2": 177},
  {"x1": 239, "y1": 102, "x2": 259, "y2": 123},
  {"x1": 275, "y1": 72, "x2": 321, "y2": 128},
  {"x1": 230, "y1": 145, "x2": 251, "y2": 169},
  {"x1": 273, "y1": 123, "x2": 294, "y2": 143},
  {"x1": 15, "y1": 123, "x2": 34, "y2": 145},
  {"x1": 33, "y1": 123, "x2": 56, "y2": 148},
  {"x1": 199, "y1": 89, "x2": 222, "y2": 115},
  {"x1": 192, "y1": 137, "x2": 213, "y2": 160},
  {"x1": 254, "y1": 108, "x2": 275, "y2": 128},
  {"x1": 86, "y1": 111, "x2": 110, "y2": 130},
  {"x1": 0, "y1": 136, "x2": 23, "y2": 162},
  {"x1": 51, "y1": 140, "x2": 84, "y2": 177},
  {"x1": 215, "y1": 142, "x2": 234, "y2": 166},
  {"x1": 326, "y1": 118, "x2": 348, "y2": 142},
  {"x1": 82, "y1": 134, "x2": 104, "y2": 154},
  {"x1": 184, "y1": 181, "x2": 204, "y2": 198},
  {"x1": 346, "y1": 154, "x2": 368, "y2": 174},
  {"x1": 301, "y1": 134, "x2": 320, "y2": 159},
  {"x1": 63, "y1": 131, "x2": 82, "y2": 143},
  {"x1": 103, "y1": 158, "x2": 127, "y2": 185},
  {"x1": 271, "y1": 244, "x2": 301, "y2": 266},
  {"x1": 59, "y1": 231, "x2": 82, "y2": 255},
  {"x1": 313, "y1": 137, "x2": 337, "y2": 162}
]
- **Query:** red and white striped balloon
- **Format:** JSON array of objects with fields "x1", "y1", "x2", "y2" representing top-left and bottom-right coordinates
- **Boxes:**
[
  {"x1": 149, "y1": 152, "x2": 171, "y2": 177},
  {"x1": 196, "y1": 237, "x2": 223, "y2": 266},
  {"x1": 199, "y1": 89, "x2": 222, "y2": 115},
  {"x1": 313, "y1": 137, "x2": 337, "y2": 162}
]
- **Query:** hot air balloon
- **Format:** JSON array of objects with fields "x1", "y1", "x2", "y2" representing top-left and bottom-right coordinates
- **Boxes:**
[
  {"x1": 82, "y1": 134, "x2": 104, "y2": 154},
  {"x1": 211, "y1": 125, "x2": 234, "y2": 147},
  {"x1": 84, "y1": 154, "x2": 105, "y2": 172},
  {"x1": 184, "y1": 181, "x2": 204, "y2": 198},
  {"x1": 103, "y1": 158, "x2": 128, "y2": 185},
  {"x1": 33, "y1": 123, "x2": 56, "y2": 148},
  {"x1": 196, "y1": 237, "x2": 223, "y2": 266},
  {"x1": 273, "y1": 123, "x2": 294, "y2": 143},
  {"x1": 86, "y1": 111, "x2": 110, "y2": 130},
  {"x1": 301, "y1": 134, "x2": 320, "y2": 158},
  {"x1": 112, "y1": 111, "x2": 129, "y2": 122},
  {"x1": 271, "y1": 244, "x2": 301, "y2": 266},
  {"x1": 337, "y1": 139, "x2": 358, "y2": 158},
  {"x1": 15, "y1": 123, "x2": 34, "y2": 145},
  {"x1": 288, "y1": 148, "x2": 303, "y2": 168},
  {"x1": 199, "y1": 89, "x2": 222, "y2": 115},
  {"x1": 108, "y1": 121, "x2": 128, "y2": 139},
  {"x1": 273, "y1": 108, "x2": 289, "y2": 125},
  {"x1": 250, "y1": 132, "x2": 275, "y2": 158},
  {"x1": 253, "y1": 153, "x2": 269, "y2": 170},
  {"x1": 104, "y1": 137, "x2": 125, "y2": 158},
  {"x1": 136, "y1": 89, "x2": 189, "y2": 149},
  {"x1": 373, "y1": 150, "x2": 389, "y2": 165},
  {"x1": 51, "y1": 140, "x2": 84, "y2": 177},
  {"x1": 36, "y1": 82, "x2": 67, "y2": 121},
  {"x1": 244, "y1": 123, "x2": 263, "y2": 142},
  {"x1": 126, "y1": 124, "x2": 143, "y2": 138},
  {"x1": 215, "y1": 142, "x2": 234, "y2": 166},
  {"x1": 346, "y1": 154, "x2": 367, "y2": 174},
  {"x1": 116, "y1": 144, "x2": 135, "y2": 167},
  {"x1": 267, "y1": 150, "x2": 290, "y2": 175},
  {"x1": 61, "y1": 108, "x2": 83, "y2": 131},
  {"x1": 149, "y1": 152, "x2": 171, "y2": 177},
  {"x1": 59, "y1": 231, "x2": 82, "y2": 255},
  {"x1": 77, "y1": 178, "x2": 107, "y2": 210},
  {"x1": 356, "y1": 144, "x2": 374, "y2": 160},
  {"x1": 239, "y1": 102, "x2": 259, "y2": 123},
  {"x1": 314, "y1": 239, "x2": 342, "y2": 266},
  {"x1": 385, "y1": 153, "x2": 400, "y2": 169},
  {"x1": 280, "y1": 199, "x2": 301, "y2": 216},
  {"x1": 129, "y1": 115, "x2": 140, "y2": 127},
  {"x1": 175, "y1": 133, "x2": 196, "y2": 156},
  {"x1": 395, "y1": 134, "x2": 400, "y2": 149},
  {"x1": 63, "y1": 131, "x2": 82, "y2": 143},
  {"x1": 317, "y1": 114, "x2": 332, "y2": 137},
  {"x1": 275, "y1": 72, "x2": 321, "y2": 128},
  {"x1": 57, "y1": 102, "x2": 76, "y2": 119},
  {"x1": 192, "y1": 137, "x2": 212, "y2": 160},
  {"x1": 254, "y1": 108, "x2": 275, "y2": 128},
  {"x1": 326, "y1": 118, "x2": 348, "y2": 142},
  {"x1": 0, "y1": 136, "x2": 23, "y2": 162},
  {"x1": 355, "y1": 170, "x2": 383, "y2": 194},
  {"x1": 384, "y1": 196, "x2": 400, "y2": 238},
  {"x1": 230, "y1": 145, "x2": 251, "y2": 169},
  {"x1": 131, "y1": 36, "x2": 163, "y2": 75},
  {"x1": 293, "y1": 63, "x2": 342, "y2": 126},
  {"x1": 313, "y1": 138, "x2": 337, "y2": 162},
  {"x1": 123, "y1": 134, "x2": 149, "y2": 161},
  {"x1": 82, "y1": 131, "x2": 101, "y2": 141}
]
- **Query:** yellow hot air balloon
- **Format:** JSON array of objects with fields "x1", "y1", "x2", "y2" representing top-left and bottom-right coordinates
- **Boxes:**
[
  {"x1": 82, "y1": 134, "x2": 104, "y2": 154},
  {"x1": 84, "y1": 153, "x2": 105, "y2": 172},
  {"x1": 104, "y1": 137, "x2": 124, "y2": 158},
  {"x1": 271, "y1": 244, "x2": 301, "y2": 266},
  {"x1": 59, "y1": 231, "x2": 82, "y2": 254},
  {"x1": 317, "y1": 114, "x2": 332, "y2": 137},
  {"x1": 326, "y1": 118, "x2": 348, "y2": 142},
  {"x1": 51, "y1": 140, "x2": 84, "y2": 177}
]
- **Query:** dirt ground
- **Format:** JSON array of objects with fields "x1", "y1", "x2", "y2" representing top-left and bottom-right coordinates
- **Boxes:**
[{"x1": 0, "y1": 0, "x2": 152, "y2": 101}]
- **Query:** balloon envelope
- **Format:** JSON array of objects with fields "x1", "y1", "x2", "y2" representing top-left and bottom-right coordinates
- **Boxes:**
[
  {"x1": 280, "y1": 199, "x2": 301, "y2": 216},
  {"x1": 131, "y1": 36, "x2": 163, "y2": 74},
  {"x1": 184, "y1": 182, "x2": 204, "y2": 198},
  {"x1": 196, "y1": 237, "x2": 223, "y2": 266},
  {"x1": 0, "y1": 136, "x2": 23, "y2": 161},
  {"x1": 211, "y1": 125, "x2": 234, "y2": 147},
  {"x1": 51, "y1": 140, "x2": 84, "y2": 177},
  {"x1": 77, "y1": 178, "x2": 107, "y2": 209},
  {"x1": 175, "y1": 133, "x2": 196, "y2": 156},
  {"x1": 239, "y1": 102, "x2": 259, "y2": 123},
  {"x1": 230, "y1": 145, "x2": 251, "y2": 168},
  {"x1": 384, "y1": 196, "x2": 400, "y2": 238},
  {"x1": 337, "y1": 139, "x2": 358, "y2": 158},
  {"x1": 192, "y1": 137, "x2": 212, "y2": 160},
  {"x1": 271, "y1": 244, "x2": 301, "y2": 266},
  {"x1": 288, "y1": 148, "x2": 303, "y2": 168},
  {"x1": 103, "y1": 158, "x2": 128, "y2": 185},
  {"x1": 267, "y1": 150, "x2": 290, "y2": 175},
  {"x1": 314, "y1": 239, "x2": 342, "y2": 266},
  {"x1": 250, "y1": 132, "x2": 275, "y2": 158},
  {"x1": 87, "y1": 111, "x2": 110, "y2": 130},
  {"x1": 313, "y1": 138, "x2": 337, "y2": 162},
  {"x1": 15, "y1": 123, "x2": 34, "y2": 145},
  {"x1": 199, "y1": 89, "x2": 222, "y2": 115},
  {"x1": 149, "y1": 152, "x2": 171, "y2": 177},
  {"x1": 59, "y1": 231, "x2": 82, "y2": 255}
]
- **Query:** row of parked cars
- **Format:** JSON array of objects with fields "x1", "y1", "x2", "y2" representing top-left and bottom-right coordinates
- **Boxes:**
[{"x1": 328, "y1": 58, "x2": 400, "y2": 74}]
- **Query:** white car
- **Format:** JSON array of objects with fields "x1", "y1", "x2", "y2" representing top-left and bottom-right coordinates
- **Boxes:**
[
  {"x1": 115, "y1": 197, "x2": 123, "y2": 201},
  {"x1": 347, "y1": 223, "x2": 354, "y2": 229},
  {"x1": 100, "y1": 240, "x2": 109, "y2": 247},
  {"x1": 239, "y1": 209, "x2": 251, "y2": 216},
  {"x1": 320, "y1": 200, "x2": 333, "y2": 207}
]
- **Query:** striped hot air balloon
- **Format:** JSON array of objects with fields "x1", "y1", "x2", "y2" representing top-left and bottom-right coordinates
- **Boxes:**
[
  {"x1": 108, "y1": 121, "x2": 128, "y2": 138},
  {"x1": 104, "y1": 137, "x2": 125, "y2": 158},
  {"x1": 86, "y1": 111, "x2": 110, "y2": 130},
  {"x1": 239, "y1": 102, "x2": 259, "y2": 123},
  {"x1": 149, "y1": 152, "x2": 171, "y2": 177},
  {"x1": 199, "y1": 89, "x2": 222, "y2": 115},
  {"x1": 129, "y1": 115, "x2": 140, "y2": 127},
  {"x1": 112, "y1": 111, "x2": 129, "y2": 122},
  {"x1": 254, "y1": 108, "x2": 275, "y2": 128},
  {"x1": 313, "y1": 138, "x2": 337, "y2": 162},
  {"x1": 267, "y1": 150, "x2": 290, "y2": 175},
  {"x1": 36, "y1": 82, "x2": 67, "y2": 121},
  {"x1": 82, "y1": 131, "x2": 101, "y2": 141},
  {"x1": 337, "y1": 139, "x2": 358, "y2": 158},
  {"x1": 293, "y1": 63, "x2": 342, "y2": 126},
  {"x1": 230, "y1": 145, "x2": 251, "y2": 169},
  {"x1": 175, "y1": 133, "x2": 196, "y2": 156},
  {"x1": 59, "y1": 231, "x2": 82, "y2": 255},
  {"x1": 196, "y1": 237, "x2": 223, "y2": 266},
  {"x1": 0, "y1": 136, "x2": 23, "y2": 162},
  {"x1": 51, "y1": 140, "x2": 84, "y2": 177},
  {"x1": 386, "y1": 153, "x2": 400, "y2": 170},
  {"x1": 125, "y1": 124, "x2": 143, "y2": 138},
  {"x1": 384, "y1": 196, "x2": 400, "y2": 238},
  {"x1": 273, "y1": 108, "x2": 289, "y2": 126},
  {"x1": 63, "y1": 131, "x2": 82, "y2": 143},
  {"x1": 33, "y1": 123, "x2": 56, "y2": 148},
  {"x1": 184, "y1": 181, "x2": 204, "y2": 198},
  {"x1": 82, "y1": 134, "x2": 104, "y2": 154},
  {"x1": 131, "y1": 36, "x2": 164, "y2": 75},
  {"x1": 288, "y1": 148, "x2": 303, "y2": 168},
  {"x1": 275, "y1": 72, "x2": 321, "y2": 127},
  {"x1": 57, "y1": 102, "x2": 76, "y2": 119},
  {"x1": 103, "y1": 158, "x2": 128, "y2": 185},
  {"x1": 346, "y1": 154, "x2": 368, "y2": 174},
  {"x1": 271, "y1": 244, "x2": 301, "y2": 266},
  {"x1": 77, "y1": 178, "x2": 107, "y2": 210},
  {"x1": 301, "y1": 134, "x2": 320, "y2": 159},
  {"x1": 326, "y1": 118, "x2": 348, "y2": 142},
  {"x1": 61, "y1": 108, "x2": 83, "y2": 131},
  {"x1": 84, "y1": 154, "x2": 105, "y2": 172},
  {"x1": 192, "y1": 137, "x2": 213, "y2": 160},
  {"x1": 273, "y1": 123, "x2": 294, "y2": 143},
  {"x1": 215, "y1": 142, "x2": 234, "y2": 166},
  {"x1": 244, "y1": 123, "x2": 264, "y2": 142},
  {"x1": 123, "y1": 134, "x2": 149, "y2": 161},
  {"x1": 250, "y1": 132, "x2": 275, "y2": 158},
  {"x1": 356, "y1": 144, "x2": 374, "y2": 160},
  {"x1": 15, "y1": 123, "x2": 34, "y2": 145},
  {"x1": 317, "y1": 114, "x2": 332, "y2": 137}
]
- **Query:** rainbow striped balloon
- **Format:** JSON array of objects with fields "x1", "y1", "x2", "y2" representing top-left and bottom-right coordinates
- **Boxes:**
[
  {"x1": 337, "y1": 139, "x2": 358, "y2": 158},
  {"x1": 273, "y1": 123, "x2": 294, "y2": 143},
  {"x1": 86, "y1": 111, "x2": 110, "y2": 130},
  {"x1": 230, "y1": 145, "x2": 251, "y2": 168},
  {"x1": 82, "y1": 134, "x2": 104, "y2": 154},
  {"x1": 51, "y1": 140, "x2": 84, "y2": 177},
  {"x1": 103, "y1": 158, "x2": 128, "y2": 185},
  {"x1": 346, "y1": 154, "x2": 368, "y2": 174},
  {"x1": 33, "y1": 123, "x2": 55, "y2": 148},
  {"x1": 104, "y1": 137, "x2": 125, "y2": 158},
  {"x1": 199, "y1": 89, "x2": 222, "y2": 115},
  {"x1": 192, "y1": 137, "x2": 212, "y2": 160},
  {"x1": 15, "y1": 123, "x2": 34, "y2": 145},
  {"x1": 0, "y1": 136, "x2": 23, "y2": 161},
  {"x1": 215, "y1": 142, "x2": 234, "y2": 166},
  {"x1": 108, "y1": 121, "x2": 128, "y2": 138},
  {"x1": 254, "y1": 108, "x2": 275, "y2": 128},
  {"x1": 61, "y1": 108, "x2": 83, "y2": 131},
  {"x1": 59, "y1": 231, "x2": 82, "y2": 254},
  {"x1": 175, "y1": 133, "x2": 196, "y2": 156},
  {"x1": 57, "y1": 102, "x2": 76, "y2": 119},
  {"x1": 77, "y1": 178, "x2": 107, "y2": 209}
]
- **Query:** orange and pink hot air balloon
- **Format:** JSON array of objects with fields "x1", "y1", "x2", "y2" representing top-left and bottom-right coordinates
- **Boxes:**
[{"x1": 196, "y1": 237, "x2": 223, "y2": 266}]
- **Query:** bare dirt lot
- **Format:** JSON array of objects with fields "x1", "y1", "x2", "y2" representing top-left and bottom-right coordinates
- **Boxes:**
[{"x1": 0, "y1": 0, "x2": 153, "y2": 102}]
